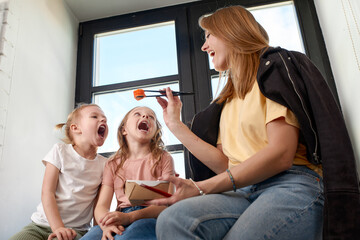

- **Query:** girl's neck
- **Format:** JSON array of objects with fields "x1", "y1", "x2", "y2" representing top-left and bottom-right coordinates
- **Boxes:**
[
  {"x1": 72, "y1": 143, "x2": 98, "y2": 160},
  {"x1": 127, "y1": 142, "x2": 151, "y2": 160}
]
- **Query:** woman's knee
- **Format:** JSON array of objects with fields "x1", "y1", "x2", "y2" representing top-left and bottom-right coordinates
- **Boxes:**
[
  {"x1": 157, "y1": 197, "x2": 199, "y2": 225},
  {"x1": 156, "y1": 206, "x2": 176, "y2": 233},
  {"x1": 156, "y1": 199, "x2": 197, "y2": 237}
]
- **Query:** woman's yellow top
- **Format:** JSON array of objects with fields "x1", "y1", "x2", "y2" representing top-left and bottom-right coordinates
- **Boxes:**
[{"x1": 218, "y1": 81, "x2": 322, "y2": 176}]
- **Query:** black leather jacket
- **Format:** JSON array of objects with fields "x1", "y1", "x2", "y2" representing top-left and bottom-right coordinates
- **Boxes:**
[{"x1": 188, "y1": 47, "x2": 360, "y2": 239}]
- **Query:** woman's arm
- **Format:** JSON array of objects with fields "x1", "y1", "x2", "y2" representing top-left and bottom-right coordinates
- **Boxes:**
[
  {"x1": 201, "y1": 117, "x2": 297, "y2": 193},
  {"x1": 42, "y1": 162, "x2": 77, "y2": 240},
  {"x1": 156, "y1": 87, "x2": 228, "y2": 173},
  {"x1": 148, "y1": 117, "x2": 298, "y2": 206}
]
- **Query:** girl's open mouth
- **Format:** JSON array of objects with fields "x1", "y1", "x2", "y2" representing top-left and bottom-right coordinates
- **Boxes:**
[
  {"x1": 98, "y1": 125, "x2": 106, "y2": 138},
  {"x1": 138, "y1": 121, "x2": 149, "y2": 132}
]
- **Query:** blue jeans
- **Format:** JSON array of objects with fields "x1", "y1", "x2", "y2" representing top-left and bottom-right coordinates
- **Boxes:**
[
  {"x1": 156, "y1": 166, "x2": 324, "y2": 240},
  {"x1": 80, "y1": 206, "x2": 156, "y2": 240}
]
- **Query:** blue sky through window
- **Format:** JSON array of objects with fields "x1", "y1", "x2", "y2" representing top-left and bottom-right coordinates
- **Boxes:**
[{"x1": 94, "y1": 21, "x2": 178, "y2": 86}]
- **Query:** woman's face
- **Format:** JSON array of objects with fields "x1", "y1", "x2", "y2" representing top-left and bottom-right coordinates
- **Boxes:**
[{"x1": 201, "y1": 31, "x2": 230, "y2": 71}]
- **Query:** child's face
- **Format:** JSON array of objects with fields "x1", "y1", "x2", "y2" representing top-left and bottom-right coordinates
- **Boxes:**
[
  {"x1": 122, "y1": 107, "x2": 157, "y2": 144},
  {"x1": 76, "y1": 106, "x2": 108, "y2": 147}
]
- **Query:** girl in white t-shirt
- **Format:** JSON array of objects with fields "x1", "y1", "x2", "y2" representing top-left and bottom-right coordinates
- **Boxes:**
[
  {"x1": 81, "y1": 106, "x2": 175, "y2": 240},
  {"x1": 10, "y1": 104, "x2": 108, "y2": 240}
]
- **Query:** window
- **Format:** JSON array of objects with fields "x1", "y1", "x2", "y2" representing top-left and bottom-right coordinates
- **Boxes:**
[
  {"x1": 76, "y1": 0, "x2": 336, "y2": 179},
  {"x1": 76, "y1": 5, "x2": 194, "y2": 178}
]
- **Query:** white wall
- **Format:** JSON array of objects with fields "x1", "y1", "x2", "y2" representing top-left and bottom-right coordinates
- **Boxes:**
[
  {"x1": 314, "y1": 0, "x2": 360, "y2": 174},
  {"x1": 0, "y1": 0, "x2": 78, "y2": 238}
]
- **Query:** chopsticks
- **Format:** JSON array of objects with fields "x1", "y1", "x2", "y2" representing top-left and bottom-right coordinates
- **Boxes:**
[
  {"x1": 141, "y1": 89, "x2": 194, "y2": 96},
  {"x1": 134, "y1": 89, "x2": 194, "y2": 101}
]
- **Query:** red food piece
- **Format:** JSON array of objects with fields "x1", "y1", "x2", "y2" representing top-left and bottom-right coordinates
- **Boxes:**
[{"x1": 134, "y1": 89, "x2": 146, "y2": 101}]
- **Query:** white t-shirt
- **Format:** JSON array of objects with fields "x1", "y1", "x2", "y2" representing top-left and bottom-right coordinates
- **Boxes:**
[{"x1": 31, "y1": 143, "x2": 108, "y2": 230}]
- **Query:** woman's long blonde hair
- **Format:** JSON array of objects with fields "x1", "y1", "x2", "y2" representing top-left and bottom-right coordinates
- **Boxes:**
[
  {"x1": 199, "y1": 5, "x2": 270, "y2": 102},
  {"x1": 55, "y1": 103, "x2": 100, "y2": 144},
  {"x1": 110, "y1": 107, "x2": 165, "y2": 178}
]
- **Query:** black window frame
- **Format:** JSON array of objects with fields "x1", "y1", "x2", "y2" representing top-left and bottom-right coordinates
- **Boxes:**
[{"x1": 75, "y1": 0, "x2": 337, "y2": 177}]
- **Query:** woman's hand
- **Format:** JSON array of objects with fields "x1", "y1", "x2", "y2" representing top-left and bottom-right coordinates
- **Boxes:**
[
  {"x1": 157, "y1": 88, "x2": 228, "y2": 174},
  {"x1": 99, "y1": 211, "x2": 131, "y2": 227},
  {"x1": 146, "y1": 175, "x2": 201, "y2": 206},
  {"x1": 101, "y1": 225, "x2": 125, "y2": 240},
  {"x1": 156, "y1": 87, "x2": 183, "y2": 130},
  {"x1": 47, "y1": 227, "x2": 77, "y2": 240}
]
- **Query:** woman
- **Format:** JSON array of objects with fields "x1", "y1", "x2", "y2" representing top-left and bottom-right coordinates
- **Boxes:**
[{"x1": 149, "y1": 5, "x2": 360, "y2": 240}]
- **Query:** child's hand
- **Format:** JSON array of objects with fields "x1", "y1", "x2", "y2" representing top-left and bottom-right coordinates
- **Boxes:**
[
  {"x1": 101, "y1": 225, "x2": 124, "y2": 240},
  {"x1": 48, "y1": 227, "x2": 77, "y2": 240},
  {"x1": 100, "y1": 211, "x2": 131, "y2": 227}
]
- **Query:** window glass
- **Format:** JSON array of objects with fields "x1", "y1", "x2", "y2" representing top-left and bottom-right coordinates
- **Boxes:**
[
  {"x1": 93, "y1": 21, "x2": 178, "y2": 86},
  {"x1": 211, "y1": 74, "x2": 226, "y2": 100},
  {"x1": 251, "y1": 2, "x2": 304, "y2": 52},
  {"x1": 171, "y1": 151, "x2": 185, "y2": 178},
  {"x1": 94, "y1": 83, "x2": 181, "y2": 153}
]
